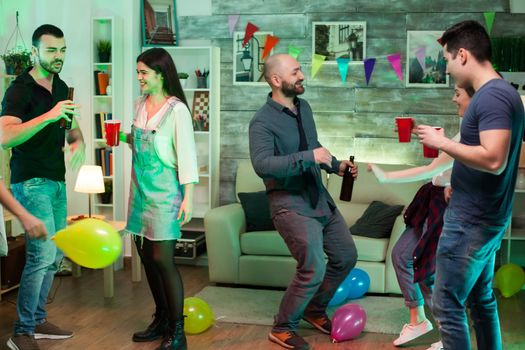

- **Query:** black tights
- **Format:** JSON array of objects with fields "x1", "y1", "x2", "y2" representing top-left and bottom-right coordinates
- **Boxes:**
[{"x1": 134, "y1": 237, "x2": 184, "y2": 329}]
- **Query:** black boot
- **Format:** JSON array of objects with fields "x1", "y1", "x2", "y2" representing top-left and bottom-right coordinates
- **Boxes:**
[
  {"x1": 157, "y1": 319, "x2": 187, "y2": 350},
  {"x1": 133, "y1": 311, "x2": 168, "y2": 342}
]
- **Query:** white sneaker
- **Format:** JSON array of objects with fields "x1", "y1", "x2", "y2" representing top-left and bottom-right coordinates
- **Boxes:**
[
  {"x1": 393, "y1": 319, "x2": 433, "y2": 346},
  {"x1": 426, "y1": 340, "x2": 443, "y2": 350}
]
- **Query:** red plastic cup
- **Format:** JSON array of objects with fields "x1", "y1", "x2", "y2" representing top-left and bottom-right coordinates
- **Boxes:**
[
  {"x1": 104, "y1": 120, "x2": 121, "y2": 147},
  {"x1": 422, "y1": 127, "x2": 441, "y2": 158},
  {"x1": 395, "y1": 117, "x2": 414, "y2": 142}
]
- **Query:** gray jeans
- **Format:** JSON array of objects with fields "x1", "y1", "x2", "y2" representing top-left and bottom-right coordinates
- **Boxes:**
[
  {"x1": 272, "y1": 208, "x2": 357, "y2": 332},
  {"x1": 392, "y1": 225, "x2": 433, "y2": 309}
]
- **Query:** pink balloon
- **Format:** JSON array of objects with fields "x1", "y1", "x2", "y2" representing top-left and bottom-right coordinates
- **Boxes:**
[{"x1": 330, "y1": 304, "x2": 366, "y2": 343}]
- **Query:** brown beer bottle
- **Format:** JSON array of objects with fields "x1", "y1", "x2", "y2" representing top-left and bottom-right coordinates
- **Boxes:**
[{"x1": 339, "y1": 156, "x2": 355, "y2": 201}]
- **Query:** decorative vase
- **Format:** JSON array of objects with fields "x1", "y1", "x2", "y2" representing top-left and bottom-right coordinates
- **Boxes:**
[
  {"x1": 5, "y1": 64, "x2": 15, "y2": 75},
  {"x1": 180, "y1": 78, "x2": 188, "y2": 88},
  {"x1": 98, "y1": 52, "x2": 110, "y2": 63}
]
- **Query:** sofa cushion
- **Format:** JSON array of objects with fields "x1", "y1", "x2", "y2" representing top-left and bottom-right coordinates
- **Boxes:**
[
  {"x1": 240, "y1": 230, "x2": 389, "y2": 262},
  {"x1": 327, "y1": 162, "x2": 425, "y2": 207},
  {"x1": 240, "y1": 230, "x2": 291, "y2": 256},
  {"x1": 238, "y1": 191, "x2": 275, "y2": 232},
  {"x1": 350, "y1": 201, "x2": 404, "y2": 239},
  {"x1": 353, "y1": 235, "x2": 389, "y2": 262}
]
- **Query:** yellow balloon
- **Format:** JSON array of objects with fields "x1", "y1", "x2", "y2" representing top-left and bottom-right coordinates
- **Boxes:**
[
  {"x1": 52, "y1": 218, "x2": 122, "y2": 269},
  {"x1": 183, "y1": 297, "x2": 214, "y2": 334},
  {"x1": 495, "y1": 263, "x2": 525, "y2": 298}
]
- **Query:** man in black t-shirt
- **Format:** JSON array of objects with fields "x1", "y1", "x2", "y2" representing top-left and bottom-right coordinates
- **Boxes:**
[{"x1": 0, "y1": 24, "x2": 85, "y2": 350}]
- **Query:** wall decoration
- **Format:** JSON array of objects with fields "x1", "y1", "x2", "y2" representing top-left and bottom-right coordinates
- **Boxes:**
[
  {"x1": 233, "y1": 31, "x2": 274, "y2": 85},
  {"x1": 312, "y1": 21, "x2": 366, "y2": 64},
  {"x1": 141, "y1": 0, "x2": 178, "y2": 46},
  {"x1": 406, "y1": 31, "x2": 448, "y2": 88},
  {"x1": 192, "y1": 91, "x2": 209, "y2": 131}
]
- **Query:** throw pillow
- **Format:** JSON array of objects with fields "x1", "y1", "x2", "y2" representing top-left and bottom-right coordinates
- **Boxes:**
[
  {"x1": 238, "y1": 191, "x2": 275, "y2": 232},
  {"x1": 349, "y1": 201, "x2": 404, "y2": 239}
]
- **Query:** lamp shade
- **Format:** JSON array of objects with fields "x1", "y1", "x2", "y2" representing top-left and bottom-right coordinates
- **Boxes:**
[{"x1": 74, "y1": 165, "x2": 105, "y2": 194}]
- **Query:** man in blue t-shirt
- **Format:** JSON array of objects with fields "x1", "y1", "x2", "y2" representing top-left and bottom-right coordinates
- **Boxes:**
[{"x1": 416, "y1": 21, "x2": 525, "y2": 350}]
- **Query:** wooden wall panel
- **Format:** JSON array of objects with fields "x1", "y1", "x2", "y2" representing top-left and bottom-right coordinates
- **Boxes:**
[{"x1": 180, "y1": 2, "x2": 524, "y2": 204}]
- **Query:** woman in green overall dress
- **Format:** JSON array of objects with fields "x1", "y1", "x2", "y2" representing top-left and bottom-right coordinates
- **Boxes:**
[{"x1": 122, "y1": 48, "x2": 198, "y2": 350}]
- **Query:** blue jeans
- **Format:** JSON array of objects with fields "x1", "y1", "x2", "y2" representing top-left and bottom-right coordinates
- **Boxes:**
[
  {"x1": 432, "y1": 209, "x2": 506, "y2": 350},
  {"x1": 272, "y1": 208, "x2": 357, "y2": 332},
  {"x1": 392, "y1": 226, "x2": 433, "y2": 309},
  {"x1": 11, "y1": 178, "x2": 67, "y2": 335}
]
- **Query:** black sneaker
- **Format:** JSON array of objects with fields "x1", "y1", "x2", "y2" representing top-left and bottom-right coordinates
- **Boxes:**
[
  {"x1": 301, "y1": 313, "x2": 332, "y2": 334},
  {"x1": 6, "y1": 334, "x2": 40, "y2": 350},
  {"x1": 268, "y1": 330, "x2": 310, "y2": 350},
  {"x1": 34, "y1": 321, "x2": 73, "y2": 340}
]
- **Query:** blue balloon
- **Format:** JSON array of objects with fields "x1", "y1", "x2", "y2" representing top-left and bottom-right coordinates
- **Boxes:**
[
  {"x1": 328, "y1": 281, "x2": 349, "y2": 306},
  {"x1": 345, "y1": 268, "x2": 370, "y2": 300}
]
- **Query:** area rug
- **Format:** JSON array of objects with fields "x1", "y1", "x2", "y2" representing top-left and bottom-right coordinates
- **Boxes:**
[{"x1": 194, "y1": 286, "x2": 408, "y2": 334}]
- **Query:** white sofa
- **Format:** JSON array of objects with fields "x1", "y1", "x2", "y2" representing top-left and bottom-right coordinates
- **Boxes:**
[{"x1": 204, "y1": 161, "x2": 425, "y2": 294}]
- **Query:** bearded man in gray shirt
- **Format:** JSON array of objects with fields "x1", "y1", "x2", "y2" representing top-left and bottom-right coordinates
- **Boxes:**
[{"x1": 249, "y1": 54, "x2": 358, "y2": 350}]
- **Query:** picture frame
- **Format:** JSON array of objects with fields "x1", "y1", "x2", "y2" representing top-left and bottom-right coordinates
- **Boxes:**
[
  {"x1": 406, "y1": 31, "x2": 449, "y2": 88},
  {"x1": 140, "y1": 0, "x2": 179, "y2": 46},
  {"x1": 191, "y1": 91, "x2": 209, "y2": 131},
  {"x1": 233, "y1": 31, "x2": 274, "y2": 85},
  {"x1": 312, "y1": 21, "x2": 366, "y2": 64}
]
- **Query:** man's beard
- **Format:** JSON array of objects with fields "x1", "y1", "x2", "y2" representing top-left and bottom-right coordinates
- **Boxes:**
[
  {"x1": 281, "y1": 80, "x2": 304, "y2": 97},
  {"x1": 38, "y1": 57, "x2": 63, "y2": 74}
]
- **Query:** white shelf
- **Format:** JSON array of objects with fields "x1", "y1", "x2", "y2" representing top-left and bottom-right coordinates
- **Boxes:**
[
  {"x1": 90, "y1": 16, "x2": 124, "y2": 222},
  {"x1": 95, "y1": 203, "x2": 113, "y2": 208},
  {"x1": 185, "y1": 88, "x2": 210, "y2": 92},
  {"x1": 502, "y1": 189, "x2": 525, "y2": 265}
]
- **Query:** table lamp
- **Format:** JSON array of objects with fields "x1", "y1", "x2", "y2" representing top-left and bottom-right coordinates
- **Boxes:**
[{"x1": 74, "y1": 165, "x2": 105, "y2": 217}]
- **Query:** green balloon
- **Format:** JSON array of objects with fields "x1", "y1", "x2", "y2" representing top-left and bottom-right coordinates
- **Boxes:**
[
  {"x1": 183, "y1": 297, "x2": 214, "y2": 334},
  {"x1": 495, "y1": 263, "x2": 525, "y2": 298}
]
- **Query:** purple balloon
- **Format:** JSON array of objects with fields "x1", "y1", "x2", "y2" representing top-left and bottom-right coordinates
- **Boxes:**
[{"x1": 330, "y1": 304, "x2": 367, "y2": 343}]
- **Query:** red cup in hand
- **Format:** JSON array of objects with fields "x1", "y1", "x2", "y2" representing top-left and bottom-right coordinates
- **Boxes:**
[
  {"x1": 395, "y1": 117, "x2": 414, "y2": 142},
  {"x1": 104, "y1": 120, "x2": 121, "y2": 147},
  {"x1": 422, "y1": 127, "x2": 442, "y2": 158}
]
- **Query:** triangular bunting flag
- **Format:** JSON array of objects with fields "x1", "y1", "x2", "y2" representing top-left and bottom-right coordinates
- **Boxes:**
[
  {"x1": 336, "y1": 57, "x2": 350, "y2": 83},
  {"x1": 242, "y1": 22, "x2": 259, "y2": 48},
  {"x1": 484, "y1": 12, "x2": 496, "y2": 35},
  {"x1": 262, "y1": 35, "x2": 280, "y2": 60},
  {"x1": 387, "y1": 53, "x2": 403, "y2": 81},
  {"x1": 228, "y1": 15, "x2": 240, "y2": 36},
  {"x1": 415, "y1": 47, "x2": 426, "y2": 71},
  {"x1": 364, "y1": 58, "x2": 376, "y2": 85},
  {"x1": 288, "y1": 45, "x2": 302, "y2": 59},
  {"x1": 311, "y1": 54, "x2": 325, "y2": 79}
]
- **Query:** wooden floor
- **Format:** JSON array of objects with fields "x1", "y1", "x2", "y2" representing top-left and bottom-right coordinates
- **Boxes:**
[{"x1": 0, "y1": 263, "x2": 524, "y2": 350}]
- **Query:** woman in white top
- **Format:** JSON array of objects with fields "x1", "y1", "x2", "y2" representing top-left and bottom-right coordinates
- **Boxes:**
[
  {"x1": 122, "y1": 48, "x2": 198, "y2": 350},
  {"x1": 369, "y1": 85, "x2": 474, "y2": 350}
]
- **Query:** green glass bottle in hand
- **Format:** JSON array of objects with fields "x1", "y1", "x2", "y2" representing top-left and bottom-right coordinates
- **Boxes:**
[
  {"x1": 59, "y1": 87, "x2": 74, "y2": 130},
  {"x1": 339, "y1": 156, "x2": 355, "y2": 202}
]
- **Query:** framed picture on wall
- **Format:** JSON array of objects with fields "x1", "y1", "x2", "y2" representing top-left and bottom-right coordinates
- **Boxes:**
[
  {"x1": 141, "y1": 0, "x2": 179, "y2": 46},
  {"x1": 232, "y1": 31, "x2": 274, "y2": 85},
  {"x1": 312, "y1": 21, "x2": 366, "y2": 64},
  {"x1": 406, "y1": 31, "x2": 449, "y2": 87}
]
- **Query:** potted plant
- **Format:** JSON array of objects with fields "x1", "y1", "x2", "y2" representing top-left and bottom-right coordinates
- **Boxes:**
[
  {"x1": 97, "y1": 40, "x2": 112, "y2": 63},
  {"x1": 1, "y1": 50, "x2": 31, "y2": 75},
  {"x1": 178, "y1": 72, "x2": 189, "y2": 88}
]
